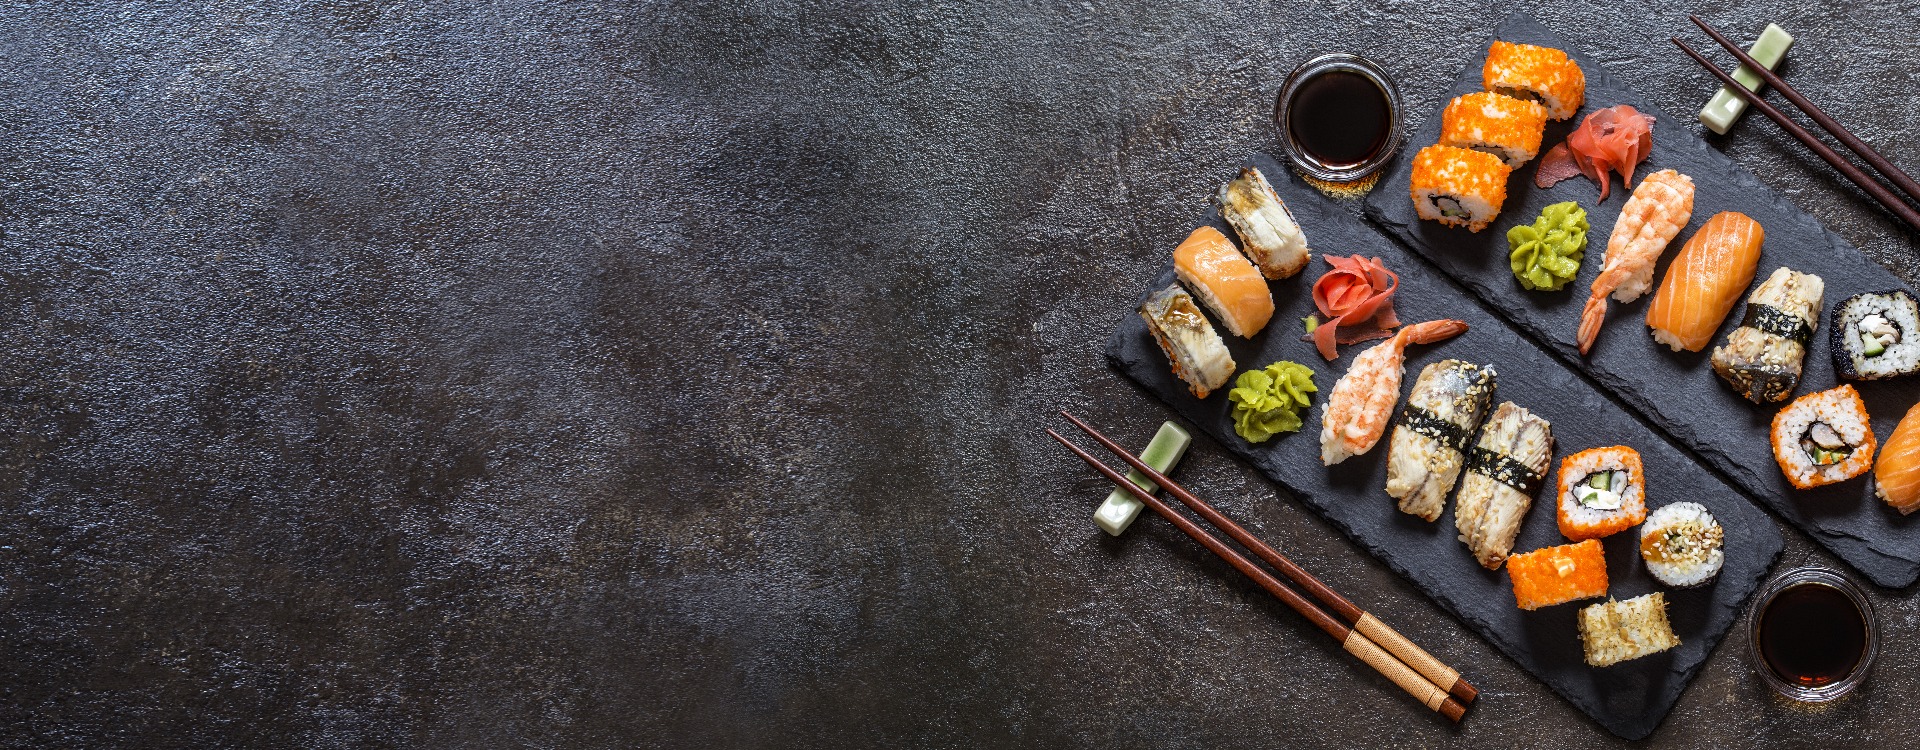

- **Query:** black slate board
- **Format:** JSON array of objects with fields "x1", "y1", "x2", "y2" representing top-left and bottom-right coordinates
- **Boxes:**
[
  {"x1": 1363, "y1": 13, "x2": 1920, "y2": 587},
  {"x1": 1104, "y1": 154, "x2": 1783, "y2": 740}
]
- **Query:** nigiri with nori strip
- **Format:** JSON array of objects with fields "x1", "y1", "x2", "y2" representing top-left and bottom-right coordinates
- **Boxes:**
[
  {"x1": 1875, "y1": 400, "x2": 1920, "y2": 514},
  {"x1": 1139, "y1": 285, "x2": 1235, "y2": 399},
  {"x1": 1214, "y1": 167, "x2": 1311, "y2": 279},
  {"x1": 1455, "y1": 401, "x2": 1553, "y2": 569},
  {"x1": 1173, "y1": 226, "x2": 1273, "y2": 338},
  {"x1": 1711, "y1": 267, "x2": 1824, "y2": 403},
  {"x1": 1645, "y1": 211, "x2": 1764, "y2": 352},
  {"x1": 1385, "y1": 360, "x2": 1496, "y2": 522}
]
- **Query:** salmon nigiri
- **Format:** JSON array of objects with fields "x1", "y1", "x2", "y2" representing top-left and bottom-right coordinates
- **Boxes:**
[
  {"x1": 1173, "y1": 226, "x2": 1274, "y2": 337},
  {"x1": 1644, "y1": 211, "x2": 1764, "y2": 352},
  {"x1": 1876, "y1": 401, "x2": 1920, "y2": 514}
]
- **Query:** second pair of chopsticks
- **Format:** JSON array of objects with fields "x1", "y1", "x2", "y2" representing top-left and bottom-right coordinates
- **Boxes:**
[
  {"x1": 1673, "y1": 16, "x2": 1920, "y2": 233},
  {"x1": 1048, "y1": 411, "x2": 1472, "y2": 722}
]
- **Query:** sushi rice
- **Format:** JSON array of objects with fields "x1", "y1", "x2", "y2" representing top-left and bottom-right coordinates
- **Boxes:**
[
  {"x1": 1831, "y1": 289, "x2": 1920, "y2": 381},
  {"x1": 1639, "y1": 502, "x2": 1724, "y2": 588}
]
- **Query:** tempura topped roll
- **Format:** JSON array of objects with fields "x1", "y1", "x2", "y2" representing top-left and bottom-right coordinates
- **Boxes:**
[{"x1": 1482, "y1": 40, "x2": 1586, "y2": 121}]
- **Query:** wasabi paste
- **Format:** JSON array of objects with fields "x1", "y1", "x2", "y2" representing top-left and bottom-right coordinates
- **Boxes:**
[
  {"x1": 1227, "y1": 361, "x2": 1317, "y2": 443},
  {"x1": 1508, "y1": 201, "x2": 1589, "y2": 292}
]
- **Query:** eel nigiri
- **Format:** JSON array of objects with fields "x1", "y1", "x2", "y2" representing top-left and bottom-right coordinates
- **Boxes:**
[
  {"x1": 1173, "y1": 226, "x2": 1273, "y2": 338},
  {"x1": 1644, "y1": 211, "x2": 1765, "y2": 352},
  {"x1": 1214, "y1": 167, "x2": 1311, "y2": 279},
  {"x1": 1576, "y1": 169, "x2": 1695, "y2": 355},
  {"x1": 1711, "y1": 267, "x2": 1824, "y2": 403},
  {"x1": 1876, "y1": 400, "x2": 1920, "y2": 514},
  {"x1": 1456, "y1": 402, "x2": 1554, "y2": 569},
  {"x1": 1385, "y1": 360, "x2": 1496, "y2": 522},
  {"x1": 1319, "y1": 319, "x2": 1470, "y2": 465},
  {"x1": 1139, "y1": 285, "x2": 1235, "y2": 399}
]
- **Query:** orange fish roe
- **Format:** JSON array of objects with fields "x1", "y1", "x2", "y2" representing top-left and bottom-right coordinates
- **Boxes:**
[
  {"x1": 1438, "y1": 92, "x2": 1549, "y2": 168},
  {"x1": 1507, "y1": 539, "x2": 1609, "y2": 611},
  {"x1": 1482, "y1": 41, "x2": 1587, "y2": 121},
  {"x1": 1408, "y1": 145, "x2": 1511, "y2": 232}
]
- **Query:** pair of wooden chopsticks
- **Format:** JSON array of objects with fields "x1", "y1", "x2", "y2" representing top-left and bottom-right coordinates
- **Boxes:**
[
  {"x1": 1047, "y1": 411, "x2": 1472, "y2": 722},
  {"x1": 1674, "y1": 16, "x2": 1920, "y2": 233}
]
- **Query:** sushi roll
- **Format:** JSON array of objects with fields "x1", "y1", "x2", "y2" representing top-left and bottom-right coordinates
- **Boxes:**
[
  {"x1": 1875, "y1": 401, "x2": 1920, "y2": 514},
  {"x1": 1482, "y1": 40, "x2": 1587, "y2": 121},
  {"x1": 1644, "y1": 212, "x2": 1765, "y2": 352},
  {"x1": 1555, "y1": 446, "x2": 1647, "y2": 540},
  {"x1": 1385, "y1": 360, "x2": 1496, "y2": 522},
  {"x1": 1640, "y1": 502, "x2": 1724, "y2": 588},
  {"x1": 1772, "y1": 385, "x2": 1876, "y2": 489},
  {"x1": 1409, "y1": 145, "x2": 1512, "y2": 233},
  {"x1": 1455, "y1": 402, "x2": 1554, "y2": 569},
  {"x1": 1173, "y1": 226, "x2": 1274, "y2": 338},
  {"x1": 1438, "y1": 91, "x2": 1549, "y2": 169},
  {"x1": 1578, "y1": 593, "x2": 1680, "y2": 667},
  {"x1": 1710, "y1": 267, "x2": 1825, "y2": 403},
  {"x1": 1138, "y1": 285, "x2": 1235, "y2": 399},
  {"x1": 1507, "y1": 539, "x2": 1608, "y2": 610},
  {"x1": 1831, "y1": 289, "x2": 1920, "y2": 380},
  {"x1": 1213, "y1": 167, "x2": 1311, "y2": 279}
]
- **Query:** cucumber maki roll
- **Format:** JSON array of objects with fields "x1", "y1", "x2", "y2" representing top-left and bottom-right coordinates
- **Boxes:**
[{"x1": 1832, "y1": 289, "x2": 1920, "y2": 380}]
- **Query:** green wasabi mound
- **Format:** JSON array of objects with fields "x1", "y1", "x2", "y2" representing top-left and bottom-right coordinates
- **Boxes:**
[
  {"x1": 1227, "y1": 361, "x2": 1317, "y2": 443},
  {"x1": 1508, "y1": 201, "x2": 1589, "y2": 292}
]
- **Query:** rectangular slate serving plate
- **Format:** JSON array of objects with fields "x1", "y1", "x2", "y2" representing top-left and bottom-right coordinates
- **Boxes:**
[
  {"x1": 1104, "y1": 154, "x2": 1782, "y2": 740},
  {"x1": 1363, "y1": 13, "x2": 1920, "y2": 587}
]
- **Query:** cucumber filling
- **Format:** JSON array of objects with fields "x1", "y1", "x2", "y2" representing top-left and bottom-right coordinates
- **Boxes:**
[
  {"x1": 1431, "y1": 196, "x2": 1469, "y2": 219},
  {"x1": 1801, "y1": 421, "x2": 1853, "y2": 466},
  {"x1": 1572, "y1": 470, "x2": 1628, "y2": 510},
  {"x1": 1858, "y1": 313, "x2": 1900, "y2": 358}
]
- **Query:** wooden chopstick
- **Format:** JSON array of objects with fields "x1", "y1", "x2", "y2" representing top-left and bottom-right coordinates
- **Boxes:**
[
  {"x1": 1670, "y1": 37, "x2": 1920, "y2": 233},
  {"x1": 1690, "y1": 15, "x2": 1920, "y2": 205},
  {"x1": 1045, "y1": 428, "x2": 1469, "y2": 722},
  {"x1": 1059, "y1": 411, "x2": 1477, "y2": 706}
]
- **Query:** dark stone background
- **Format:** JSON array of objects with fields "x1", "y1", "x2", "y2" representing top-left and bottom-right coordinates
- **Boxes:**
[{"x1": 2, "y1": 1, "x2": 1917, "y2": 747}]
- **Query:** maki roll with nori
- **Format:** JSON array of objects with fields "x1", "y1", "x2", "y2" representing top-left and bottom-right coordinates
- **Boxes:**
[
  {"x1": 1410, "y1": 145, "x2": 1512, "y2": 233},
  {"x1": 1711, "y1": 267, "x2": 1824, "y2": 403},
  {"x1": 1771, "y1": 385, "x2": 1876, "y2": 489},
  {"x1": 1832, "y1": 289, "x2": 1920, "y2": 380}
]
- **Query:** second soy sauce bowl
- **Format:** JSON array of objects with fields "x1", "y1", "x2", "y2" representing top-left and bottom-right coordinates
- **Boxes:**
[{"x1": 1746, "y1": 566, "x2": 1878, "y2": 702}]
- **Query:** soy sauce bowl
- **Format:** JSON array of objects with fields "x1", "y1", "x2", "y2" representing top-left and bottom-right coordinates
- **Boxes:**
[
  {"x1": 1746, "y1": 566, "x2": 1878, "y2": 702},
  {"x1": 1273, "y1": 53, "x2": 1404, "y2": 183}
]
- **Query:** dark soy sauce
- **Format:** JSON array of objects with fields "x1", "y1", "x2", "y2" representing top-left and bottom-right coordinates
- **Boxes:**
[
  {"x1": 1286, "y1": 71, "x2": 1391, "y2": 166},
  {"x1": 1757, "y1": 582, "x2": 1868, "y2": 687}
]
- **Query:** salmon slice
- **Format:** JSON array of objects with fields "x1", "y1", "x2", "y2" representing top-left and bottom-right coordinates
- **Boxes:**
[
  {"x1": 1173, "y1": 226, "x2": 1274, "y2": 337},
  {"x1": 1644, "y1": 212, "x2": 1764, "y2": 352},
  {"x1": 1877, "y1": 401, "x2": 1920, "y2": 514}
]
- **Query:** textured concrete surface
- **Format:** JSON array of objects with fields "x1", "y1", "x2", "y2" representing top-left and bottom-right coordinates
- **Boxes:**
[{"x1": 4, "y1": 1, "x2": 1920, "y2": 748}]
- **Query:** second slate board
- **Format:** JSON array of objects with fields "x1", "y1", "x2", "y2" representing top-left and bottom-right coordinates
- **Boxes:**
[
  {"x1": 1105, "y1": 154, "x2": 1782, "y2": 740},
  {"x1": 1364, "y1": 13, "x2": 1920, "y2": 587}
]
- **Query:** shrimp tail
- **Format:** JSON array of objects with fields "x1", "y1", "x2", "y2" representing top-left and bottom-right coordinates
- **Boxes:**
[
  {"x1": 1399, "y1": 318, "x2": 1469, "y2": 346},
  {"x1": 1577, "y1": 293, "x2": 1608, "y2": 355}
]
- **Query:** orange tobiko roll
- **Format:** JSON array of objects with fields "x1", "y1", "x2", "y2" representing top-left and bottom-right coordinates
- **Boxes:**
[{"x1": 1508, "y1": 539, "x2": 1609, "y2": 611}]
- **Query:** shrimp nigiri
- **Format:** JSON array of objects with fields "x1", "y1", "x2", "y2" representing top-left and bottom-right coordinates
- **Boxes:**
[
  {"x1": 1576, "y1": 169, "x2": 1695, "y2": 355},
  {"x1": 1644, "y1": 212, "x2": 1764, "y2": 352},
  {"x1": 1320, "y1": 319, "x2": 1470, "y2": 465}
]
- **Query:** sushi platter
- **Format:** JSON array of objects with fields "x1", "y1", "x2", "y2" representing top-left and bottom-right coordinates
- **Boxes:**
[
  {"x1": 1104, "y1": 152, "x2": 1782, "y2": 740},
  {"x1": 1364, "y1": 13, "x2": 1920, "y2": 588}
]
